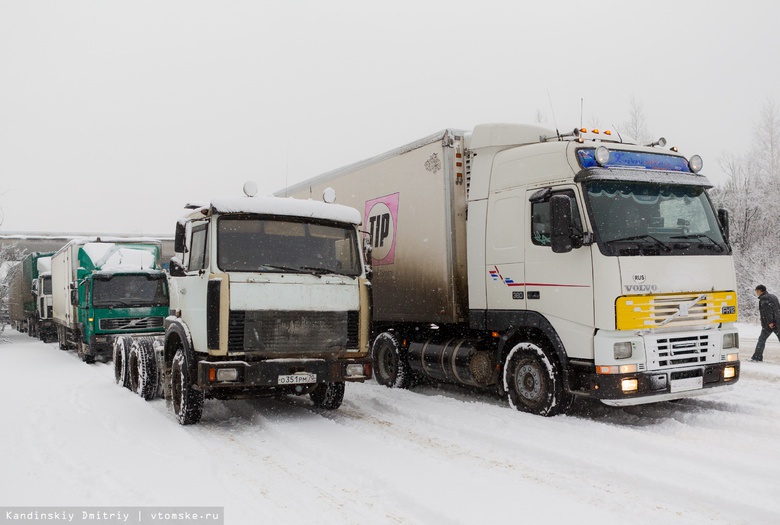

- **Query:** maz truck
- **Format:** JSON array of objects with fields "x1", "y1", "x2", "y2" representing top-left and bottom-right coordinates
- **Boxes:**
[
  {"x1": 52, "y1": 238, "x2": 169, "y2": 363},
  {"x1": 162, "y1": 186, "x2": 372, "y2": 424},
  {"x1": 280, "y1": 124, "x2": 740, "y2": 416}
]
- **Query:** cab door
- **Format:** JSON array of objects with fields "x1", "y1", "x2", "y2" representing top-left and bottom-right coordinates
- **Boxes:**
[{"x1": 524, "y1": 185, "x2": 594, "y2": 359}]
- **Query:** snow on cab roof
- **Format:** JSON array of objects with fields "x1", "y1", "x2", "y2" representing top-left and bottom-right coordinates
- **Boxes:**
[
  {"x1": 208, "y1": 195, "x2": 362, "y2": 225},
  {"x1": 82, "y1": 242, "x2": 159, "y2": 271}
]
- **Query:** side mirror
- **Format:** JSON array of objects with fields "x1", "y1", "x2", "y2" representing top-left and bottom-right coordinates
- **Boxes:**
[
  {"x1": 550, "y1": 194, "x2": 574, "y2": 254},
  {"x1": 174, "y1": 221, "x2": 186, "y2": 253},
  {"x1": 169, "y1": 257, "x2": 186, "y2": 277},
  {"x1": 70, "y1": 289, "x2": 78, "y2": 306},
  {"x1": 717, "y1": 208, "x2": 730, "y2": 243},
  {"x1": 362, "y1": 231, "x2": 373, "y2": 265}
]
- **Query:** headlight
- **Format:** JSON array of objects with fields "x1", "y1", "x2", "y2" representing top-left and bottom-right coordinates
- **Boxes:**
[
  {"x1": 614, "y1": 342, "x2": 633, "y2": 359},
  {"x1": 724, "y1": 366, "x2": 737, "y2": 380},
  {"x1": 215, "y1": 368, "x2": 239, "y2": 382},
  {"x1": 723, "y1": 333, "x2": 739, "y2": 350}
]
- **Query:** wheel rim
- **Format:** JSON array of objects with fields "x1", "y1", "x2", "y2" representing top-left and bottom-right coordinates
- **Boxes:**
[
  {"x1": 515, "y1": 361, "x2": 544, "y2": 402},
  {"x1": 377, "y1": 343, "x2": 396, "y2": 380}
]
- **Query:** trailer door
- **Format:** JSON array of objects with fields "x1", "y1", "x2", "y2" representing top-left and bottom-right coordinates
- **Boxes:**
[{"x1": 524, "y1": 185, "x2": 594, "y2": 359}]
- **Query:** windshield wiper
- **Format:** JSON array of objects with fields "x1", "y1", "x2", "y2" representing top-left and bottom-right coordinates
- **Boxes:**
[
  {"x1": 298, "y1": 266, "x2": 357, "y2": 279},
  {"x1": 670, "y1": 234, "x2": 725, "y2": 252},
  {"x1": 261, "y1": 265, "x2": 305, "y2": 274},
  {"x1": 605, "y1": 234, "x2": 672, "y2": 252}
]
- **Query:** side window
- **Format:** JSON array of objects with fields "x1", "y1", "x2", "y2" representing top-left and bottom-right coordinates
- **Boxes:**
[
  {"x1": 531, "y1": 189, "x2": 582, "y2": 247},
  {"x1": 188, "y1": 223, "x2": 208, "y2": 272}
]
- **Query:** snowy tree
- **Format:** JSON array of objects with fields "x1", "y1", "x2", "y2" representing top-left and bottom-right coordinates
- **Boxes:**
[
  {"x1": 712, "y1": 99, "x2": 780, "y2": 321},
  {"x1": 0, "y1": 243, "x2": 26, "y2": 334}
]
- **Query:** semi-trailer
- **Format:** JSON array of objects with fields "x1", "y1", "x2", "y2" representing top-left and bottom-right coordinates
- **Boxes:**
[{"x1": 280, "y1": 124, "x2": 739, "y2": 415}]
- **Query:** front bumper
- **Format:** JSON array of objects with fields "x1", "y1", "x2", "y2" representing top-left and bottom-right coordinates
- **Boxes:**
[
  {"x1": 574, "y1": 361, "x2": 740, "y2": 406},
  {"x1": 196, "y1": 356, "x2": 372, "y2": 394}
]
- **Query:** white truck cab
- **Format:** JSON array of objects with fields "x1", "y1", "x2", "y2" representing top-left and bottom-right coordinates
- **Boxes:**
[{"x1": 163, "y1": 191, "x2": 372, "y2": 424}]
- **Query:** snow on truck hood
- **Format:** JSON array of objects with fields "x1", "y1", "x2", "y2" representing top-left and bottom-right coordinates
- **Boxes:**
[
  {"x1": 209, "y1": 196, "x2": 362, "y2": 225},
  {"x1": 82, "y1": 243, "x2": 158, "y2": 271}
]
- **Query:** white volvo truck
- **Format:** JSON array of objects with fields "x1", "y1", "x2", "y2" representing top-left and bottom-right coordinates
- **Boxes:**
[
  {"x1": 279, "y1": 124, "x2": 740, "y2": 416},
  {"x1": 163, "y1": 187, "x2": 372, "y2": 424}
]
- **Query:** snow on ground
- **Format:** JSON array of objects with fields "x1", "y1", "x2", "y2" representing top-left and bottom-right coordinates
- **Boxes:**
[{"x1": 1, "y1": 325, "x2": 779, "y2": 525}]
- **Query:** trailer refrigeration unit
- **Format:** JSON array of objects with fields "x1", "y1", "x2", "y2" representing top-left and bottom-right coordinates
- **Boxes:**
[
  {"x1": 161, "y1": 187, "x2": 372, "y2": 424},
  {"x1": 279, "y1": 124, "x2": 740, "y2": 416},
  {"x1": 52, "y1": 238, "x2": 169, "y2": 364},
  {"x1": 7, "y1": 252, "x2": 56, "y2": 341}
]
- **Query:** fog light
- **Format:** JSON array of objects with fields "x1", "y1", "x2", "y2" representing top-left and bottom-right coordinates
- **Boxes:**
[
  {"x1": 621, "y1": 378, "x2": 639, "y2": 392},
  {"x1": 346, "y1": 364, "x2": 364, "y2": 377},
  {"x1": 723, "y1": 333, "x2": 738, "y2": 350},
  {"x1": 723, "y1": 366, "x2": 736, "y2": 380},
  {"x1": 216, "y1": 368, "x2": 239, "y2": 382},
  {"x1": 614, "y1": 342, "x2": 633, "y2": 359}
]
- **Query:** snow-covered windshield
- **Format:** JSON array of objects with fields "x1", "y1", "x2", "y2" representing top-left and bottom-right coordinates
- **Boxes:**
[
  {"x1": 586, "y1": 181, "x2": 728, "y2": 256},
  {"x1": 92, "y1": 274, "x2": 169, "y2": 308},
  {"x1": 217, "y1": 216, "x2": 361, "y2": 276}
]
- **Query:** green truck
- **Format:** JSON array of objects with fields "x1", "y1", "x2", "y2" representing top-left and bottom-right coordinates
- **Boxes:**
[
  {"x1": 8, "y1": 252, "x2": 57, "y2": 341},
  {"x1": 51, "y1": 238, "x2": 169, "y2": 363}
]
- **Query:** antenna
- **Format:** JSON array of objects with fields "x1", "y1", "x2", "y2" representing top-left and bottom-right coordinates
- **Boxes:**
[
  {"x1": 580, "y1": 98, "x2": 584, "y2": 129},
  {"x1": 547, "y1": 89, "x2": 560, "y2": 139},
  {"x1": 611, "y1": 124, "x2": 624, "y2": 143},
  {"x1": 284, "y1": 141, "x2": 290, "y2": 197}
]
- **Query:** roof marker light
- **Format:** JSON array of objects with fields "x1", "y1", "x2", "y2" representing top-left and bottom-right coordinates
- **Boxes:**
[
  {"x1": 595, "y1": 146, "x2": 610, "y2": 166},
  {"x1": 689, "y1": 155, "x2": 703, "y2": 173}
]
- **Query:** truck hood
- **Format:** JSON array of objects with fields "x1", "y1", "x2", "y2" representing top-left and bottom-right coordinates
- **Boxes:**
[
  {"x1": 229, "y1": 275, "x2": 360, "y2": 311},
  {"x1": 619, "y1": 255, "x2": 736, "y2": 294}
]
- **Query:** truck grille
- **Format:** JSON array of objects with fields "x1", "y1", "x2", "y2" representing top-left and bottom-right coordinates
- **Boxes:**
[
  {"x1": 228, "y1": 310, "x2": 359, "y2": 354},
  {"x1": 99, "y1": 317, "x2": 164, "y2": 331},
  {"x1": 647, "y1": 334, "x2": 710, "y2": 369}
]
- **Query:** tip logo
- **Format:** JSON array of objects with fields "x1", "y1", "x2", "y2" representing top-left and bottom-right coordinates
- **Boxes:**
[{"x1": 365, "y1": 193, "x2": 399, "y2": 265}]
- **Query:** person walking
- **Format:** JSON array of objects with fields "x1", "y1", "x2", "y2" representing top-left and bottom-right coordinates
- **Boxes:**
[{"x1": 751, "y1": 284, "x2": 780, "y2": 362}]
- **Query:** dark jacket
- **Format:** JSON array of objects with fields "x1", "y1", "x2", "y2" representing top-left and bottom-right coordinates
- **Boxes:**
[{"x1": 758, "y1": 292, "x2": 780, "y2": 329}]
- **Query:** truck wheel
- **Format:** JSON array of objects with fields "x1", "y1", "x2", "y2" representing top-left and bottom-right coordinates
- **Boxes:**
[
  {"x1": 503, "y1": 341, "x2": 571, "y2": 417},
  {"x1": 310, "y1": 382, "x2": 345, "y2": 410},
  {"x1": 372, "y1": 332, "x2": 411, "y2": 388},
  {"x1": 80, "y1": 343, "x2": 96, "y2": 364},
  {"x1": 57, "y1": 327, "x2": 67, "y2": 350},
  {"x1": 129, "y1": 338, "x2": 158, "y2": 401},
  {"x1": 113, "y1": 336, "x2": 131, "y2": 388},
  {"x1": 171, "y1": 348, "x2": 203, "y2": 425}
]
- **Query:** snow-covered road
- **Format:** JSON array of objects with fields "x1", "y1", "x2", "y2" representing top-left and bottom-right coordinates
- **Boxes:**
[{"x1": 1, "y1": 327, "x2": 778, "y2": 525}]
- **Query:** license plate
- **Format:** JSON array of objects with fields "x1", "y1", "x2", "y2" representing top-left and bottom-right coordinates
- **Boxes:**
[
  {"x1": 278, "y1": 373, "x2": 317, "y2": 385},
  {"x1": 670, "y1": 375, "x2": 703, "y2": 393}
]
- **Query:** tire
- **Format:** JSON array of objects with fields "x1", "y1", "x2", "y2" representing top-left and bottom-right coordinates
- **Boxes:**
[
  {"x1": 171, "y1": 348, "x2": 204, "y2": 425},
  {"x1": 372, "y1": 332, "x2": 411, "y2": 388},
  {"x1": 310, "y1": 382, "x2": 345, "y2": 410},
  {"x1": 79, "y1": 342, "x2": 96, "y2": 364},
  {"x1": 57, "y1": 326, "x2": 66, "y2": 350},
  {"x1": 503, "y1": 341, "x2": 572, "y2": 417},
  {"x1": 129, "y1": 337, "x2": 158, "y2": 400},
  {"x1": 113, "y1": 336, "x2": 131, "y2": 388}
]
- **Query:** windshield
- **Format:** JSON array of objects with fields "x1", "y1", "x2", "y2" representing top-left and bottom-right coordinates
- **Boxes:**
[
  {"x1": 217, "y1": 216, "x2": 362, "y2": 276},
  {"x1": 42, "y1": 276, "x2": 52, "y2": 295},
  {"x1": 92, "y1": 274, "x2": 169, "y2": 308},
  {"x1": 585, "y1": 181, "x2": 728, "y2": 256}
]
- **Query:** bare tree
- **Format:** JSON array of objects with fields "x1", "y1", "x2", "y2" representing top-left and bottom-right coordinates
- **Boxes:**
[{"x1": 622, "y1": 95, "x2": 652, "y2": 145}]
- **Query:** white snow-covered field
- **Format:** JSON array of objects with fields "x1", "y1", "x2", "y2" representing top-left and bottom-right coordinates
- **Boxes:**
[{"x1": 1, "y1": 325, "x2": 778, "y2": 525}]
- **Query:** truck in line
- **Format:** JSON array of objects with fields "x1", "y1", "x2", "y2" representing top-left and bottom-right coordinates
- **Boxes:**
[
  {"x1": 279, "y1": 123, "x2": 740, "y2": 415},
  {"x1": 7, "y1": 252, "x2": 57, "y2": 341},
  {"x1": 52, "y1": 238, "x2": 169, "y2": 364},
  {"x1": 156, "y1": 186, "x2": 372, "y2": 424}
]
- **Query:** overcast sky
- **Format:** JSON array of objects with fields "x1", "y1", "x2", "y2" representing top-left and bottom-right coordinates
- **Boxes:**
[{"x1": 1, "y1": 0, "x2": 778, "y2": 235}]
